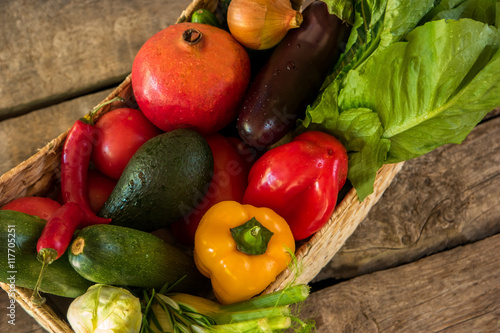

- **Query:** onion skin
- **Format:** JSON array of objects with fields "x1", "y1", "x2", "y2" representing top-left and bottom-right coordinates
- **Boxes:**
[
  {"x1": 227, "y1": 0, "x2": 303, "y2": 50},
  {"x1": 236, "y1": 0, "x2": 351, "y2": 149}
]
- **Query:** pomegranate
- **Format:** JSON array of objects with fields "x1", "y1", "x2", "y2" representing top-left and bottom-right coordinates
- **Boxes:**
[{"x1": 132, "y1": 23, "x2": 251, "y2": 135}]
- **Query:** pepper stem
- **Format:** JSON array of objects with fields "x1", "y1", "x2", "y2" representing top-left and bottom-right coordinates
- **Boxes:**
[
  {"x1": 230, "y1": 217, "x2": 274, "y2": 256},
  {"x1": 31, "y1": 248, "x2": 58, "y2": 306},
  {"x1": 80, "y1": 96, "x2": 124, "y2": 125}
]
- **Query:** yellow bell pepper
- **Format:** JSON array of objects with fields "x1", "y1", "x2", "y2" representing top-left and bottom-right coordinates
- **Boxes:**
[{"x1": 193, "y1": 201, "x2": 295, "y2": 304}]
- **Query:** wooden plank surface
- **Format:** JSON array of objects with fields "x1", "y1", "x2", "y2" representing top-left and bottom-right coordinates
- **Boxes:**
[
  {"x1": 298, "y1": 233, "x2": 500, "y2": 332},
  {"x1": 2, "y1": 235, "x2": 498, "y2": 333},
  {"x1": 0, "y1": 89, "x2": 112, "y2": 176},
  {"x1": 1, "y1": 107, "x2": 497, "y2": 333},
  {"x1": 0, "y1": 298, "x2": 46, "y2": 333},
  {"x1": 1, "y1": 0, "x2": 499, "y2": 332},
  {"x1": 0, "y1": 0, "x2": 191, "y2": 120}
]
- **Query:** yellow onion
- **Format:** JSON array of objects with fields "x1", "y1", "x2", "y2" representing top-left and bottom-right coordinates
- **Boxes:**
[{"x1": 227, "y1": 0, "x2": 303, "y2": 50}]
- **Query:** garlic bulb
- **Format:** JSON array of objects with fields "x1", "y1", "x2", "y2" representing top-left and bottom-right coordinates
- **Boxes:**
[{"x1": 227, "y1": 0, "x2": 303, "y2": 50}]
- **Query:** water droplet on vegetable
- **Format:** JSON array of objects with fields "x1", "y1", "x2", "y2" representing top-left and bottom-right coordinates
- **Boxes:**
[
  {"x1": 296, "y1": 43, "x2": 301, "y2": 48},
  {"x1": 273, "y1": 68, "x2": 281, "y2": 76},
  {"x1": 286, "y1": 61, "x2": 295, "y2": 70}
]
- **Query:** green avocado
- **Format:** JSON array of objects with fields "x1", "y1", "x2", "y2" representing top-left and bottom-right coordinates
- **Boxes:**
[{"x1": 99, "y1": 128, "x2": 213, "y2": 231}]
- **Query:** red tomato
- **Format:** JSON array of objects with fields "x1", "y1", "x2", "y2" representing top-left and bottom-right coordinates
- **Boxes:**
[
  {"x1": 92, "y1": 108, "x2": 162, "y2": 179},
  {"x1": 87, "y1": 170, "x2": 117, "y2": 213},
  {"x1": 170, "y1": 134, "x2": 249, "y2": 245},
  {"x1": 1, "y1": 196, "x2": 61, "y2": 220},
  {"x1": 226, "y1": 136, "x2": 259, "y2": 171}
]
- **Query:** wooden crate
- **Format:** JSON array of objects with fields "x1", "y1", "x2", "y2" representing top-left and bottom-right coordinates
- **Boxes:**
[{"x1": 0, "y1": 0, "x2": 403, "y2": 331}]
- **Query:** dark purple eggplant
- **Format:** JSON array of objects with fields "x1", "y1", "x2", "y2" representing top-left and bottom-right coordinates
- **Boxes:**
[{"x1": 236, "y1": 0, "x2": 350, "y2": 148}]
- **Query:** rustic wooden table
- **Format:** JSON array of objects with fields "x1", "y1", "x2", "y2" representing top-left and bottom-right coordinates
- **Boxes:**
[{"x1": 1, "y1": 1, "x2": 499, "y2": 332}]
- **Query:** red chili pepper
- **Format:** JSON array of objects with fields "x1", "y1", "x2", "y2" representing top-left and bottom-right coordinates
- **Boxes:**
[
  {"x1": 242, "y1": 131, "x2": 349, "y2": 241},
  {"x1": 30, "y1": 98, "x2": 122, "y2": 305},
  {"x1": 60, "y1": 97, "x2": 122, "y2": 226},
  {"x1": 31, "y1": 202, "x2": 84, "y2": 305}
]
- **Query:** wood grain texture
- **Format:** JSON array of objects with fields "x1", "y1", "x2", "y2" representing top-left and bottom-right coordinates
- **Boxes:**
[
  {"x1": 315, "y1": 115, "x2": 500, "y2": 281},
  {"x1": 1, "y1": 0, "x2": 499, "y2": 331},
  {"x1": 0, "y1": 283, "x2": 73, "y2": 333},
  {"x1": 484, "y1": 106, "x2": 500, "y2": 120},
  {"x1": 0, "y1": 288, "x2": 46, "y2": 333},
  {"x1": 266, "y1": 162, "x2": 404, "y2": 293},
  {"x1": 299, "y1": 234, "x2": 500, "y2": 333},
  {"x1": 0, "y1": 0, "x2": 192, "y2": 120},
  {"x1": 0, "y1": 89, "x2": 112, "y2": 176},
  {"x1": 0, "y1": 78, "x2": 131, "y2": 208}
]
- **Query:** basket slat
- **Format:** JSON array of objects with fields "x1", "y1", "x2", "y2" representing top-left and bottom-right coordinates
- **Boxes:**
[
  {"x1": 265, "y1": 162, "x2": 405, "y2": 293},
  {"x1": 0, "y1": 283, "x2": 73, "y2": 333}
]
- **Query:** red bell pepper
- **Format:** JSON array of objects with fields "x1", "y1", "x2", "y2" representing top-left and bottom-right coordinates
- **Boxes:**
[{"x1": 242, "y1": 130, "x2": 348, "y2": 241}]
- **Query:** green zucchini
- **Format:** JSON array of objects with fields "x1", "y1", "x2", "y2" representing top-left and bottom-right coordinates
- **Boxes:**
[
  {"x1": 68, "y1": 224, "x2": 208, "y2": 292},
  {"x1": 191, "y1": 9, "x2": 221, "y2": 28},
  {"x1": 0, "y1": 210, "x2": 93, "y2": 298}
]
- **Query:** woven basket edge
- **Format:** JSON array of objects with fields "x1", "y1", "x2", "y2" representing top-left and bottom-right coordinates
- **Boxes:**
[{"x1": 264, "y1": 162, "x2": 405, "y2": 293}]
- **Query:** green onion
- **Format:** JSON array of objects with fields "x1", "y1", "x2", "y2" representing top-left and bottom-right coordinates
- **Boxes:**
[
  {"x1": 219, "y1": 284, "x2": 310, "y2": 312},
  {"x1": 207, "y1": 316, "x2": 292, "y2": 332},
  {"x1": 141, "y1": 284, "x2": 313, "y2": 333}
]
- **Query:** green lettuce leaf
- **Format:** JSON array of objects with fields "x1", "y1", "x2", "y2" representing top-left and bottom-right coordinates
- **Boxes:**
[
  {"x1": 419, "y1": 0, "x2": 469, "y2": 23},
  {"x1": 312, "y1": 0, "x2": 435, "y2": 112},
  {"x1": 336, "y1": 108, "x2": 391, "y2": 197},
  {"x1": 334, "y1": 19, "x2": 500, "y2": 200},
  {"x1": 306, "y1": 1, "x2": 500, "y2": 201},
  {"x1": 316, "y1": 0, "x2": 387, "y2": 94},
  {"x1": 322, "y1": 0, "x2": 355, "y2": 23},
  {"x1": 420, "y1": 0, "x2": 498, "y2": 26},
  {"x1": 497, "y1": 1, "x2": 500, "y2": 27},
  {"x1": 380, "y1": 0, "x2": 435, "y2": 47},
  {"x1": 340, "y1": 19, "x2": 500, "y2": 159}
]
